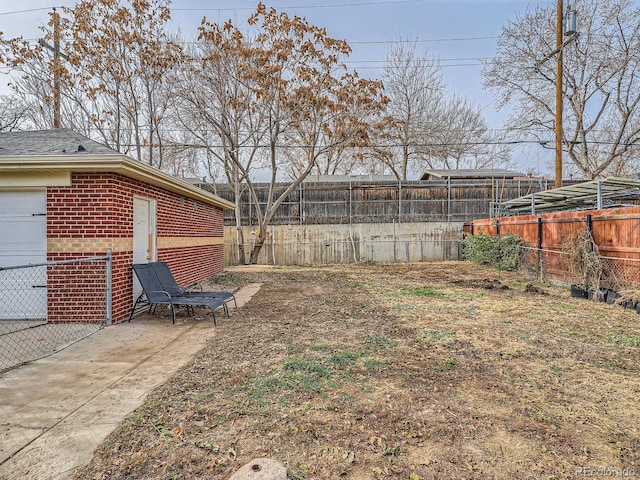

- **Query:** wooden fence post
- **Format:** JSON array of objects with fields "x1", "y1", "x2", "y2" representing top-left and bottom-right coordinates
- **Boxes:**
[{"x1": 537, "y1": 217, "x2": 543, "y2": 276}]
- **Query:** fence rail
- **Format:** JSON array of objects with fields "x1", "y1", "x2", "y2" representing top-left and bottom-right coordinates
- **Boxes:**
[
  {"x1": 0, "y1": 254, "x2": 111, "y2": 373},
  {"x1": 208, "y1": 178, "x2": 556, "y2": 226}
]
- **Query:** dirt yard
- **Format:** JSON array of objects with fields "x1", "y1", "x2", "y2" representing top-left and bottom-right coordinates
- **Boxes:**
[{"x1": 74, "y1": 262, "x2": 640, "y2": 480}]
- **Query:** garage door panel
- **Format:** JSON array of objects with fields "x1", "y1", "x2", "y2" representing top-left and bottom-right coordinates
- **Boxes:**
[
  {"x1": 0, "y1": 223, "x2": 45, "y2": 266},
  {"x1": 0, "y1": 191, "x2": 47, "y2": 319},
  {"x1": 0, "y1": 190, "x2": 46, "y2": 213},
  {"x1": 0, "y1": 222, "x2": 45, "y2": 258}
]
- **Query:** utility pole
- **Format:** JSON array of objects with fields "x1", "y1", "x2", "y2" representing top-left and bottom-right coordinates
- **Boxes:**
[
  {"x1": 53, "y1": 8, "x2": 61, "y2": 128},
  {"x1": 39, "y1": 8, "x2": 69, "y2": 129},
  {"x1": 536, "y1": 2, "x2": 575, "y2": 188},
  {"x1": 555, "y1": 0, "x2": 563, "y2": 188}
]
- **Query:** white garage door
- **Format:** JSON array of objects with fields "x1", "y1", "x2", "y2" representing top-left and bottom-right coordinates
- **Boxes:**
[{"x1": 0, "y1": 190, "x2": 47, "y2": 319}]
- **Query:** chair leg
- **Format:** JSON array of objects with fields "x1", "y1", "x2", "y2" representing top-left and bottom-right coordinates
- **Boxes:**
[
  {"x1": 129, "y1": 294, "x2": 146, "y2": 322},
  {"x1": 169, "y1": 304, "x2": 176, "y2": 325},
  {"x1": 128, "y1": 302, "x2": 138, "y2": 322}
]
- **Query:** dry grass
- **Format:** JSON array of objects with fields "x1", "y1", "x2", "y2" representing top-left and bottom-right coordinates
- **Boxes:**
[{"x1": 74, "y1": 262, "x2": 640, "y2": 480}]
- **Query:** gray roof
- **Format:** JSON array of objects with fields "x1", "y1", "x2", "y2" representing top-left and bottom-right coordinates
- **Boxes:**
[
  {"x1": 0, "y1": 128, "x2": 119, "y2": 156},
  {"x1": 0, "y1": 128, "x2": 235, "y2": 210},
  {"x1": 420, "y1": 169, "x2": 526, "y2": 180},
  {"x1": 303, "y1": 173, "x2": 399, "y2": 183}
]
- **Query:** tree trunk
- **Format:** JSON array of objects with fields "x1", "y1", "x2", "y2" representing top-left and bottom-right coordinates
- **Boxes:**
[
  {"x1": 249, "y1": 242, "x2": 263, "y2": 264},
  {"x1": 236, "y1": 226, "x2": 246, "y2": 265}
]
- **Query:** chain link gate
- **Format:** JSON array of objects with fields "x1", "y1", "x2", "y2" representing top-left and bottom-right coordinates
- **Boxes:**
[{"x1": 0, "y1": 252, "x2": 112, "y2": 373}]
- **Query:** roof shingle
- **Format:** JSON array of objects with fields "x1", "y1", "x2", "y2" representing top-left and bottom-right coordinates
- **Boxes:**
[{"x1": 0, "y1": 128, "x2": 119, "y2": 156}]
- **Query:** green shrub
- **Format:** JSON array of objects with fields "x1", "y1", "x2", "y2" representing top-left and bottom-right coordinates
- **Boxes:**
[{"x1": 463, "y1": 232, "x2": 523, "y2": 271}]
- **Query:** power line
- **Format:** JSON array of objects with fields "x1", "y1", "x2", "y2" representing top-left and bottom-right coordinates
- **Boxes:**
[
  {"x1": 2, "y1": 39, "x2": 488, "y2": 70},
  {"x1": 350, "y1": 37, "x2": 497, "y2": 45},
  {"x1": 0, "y1": 7, "x2": 63, "y2": 16},
  {"x1": 352, "y1": 57, "x2": 489, "y2": 63},
  {"x1": 158, "y1": 139, "x2": 640, "y2": 150},
  {"x1": 7, "y1": 36, "x2": 495, "y2": 52},
  {"x1": 172, "y1": 0, "x2": 428, "y2": 13},
  {"x1": 354, "y1": 62, "x2": 484, "y2": 69},
  {"x1": 4, "y1": 38, "x2": 488, "y2": 69},
  {"x1": 0, "y1": 0, "x2": 432, "y2": 17}
]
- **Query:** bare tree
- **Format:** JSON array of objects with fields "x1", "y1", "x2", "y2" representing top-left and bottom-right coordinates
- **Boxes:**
[
  {"x1": 65, "y1": 0, "x2": 184, "y2": 167},
  {"x1": 378, "y1": 39, "x2": 508, "y2": 178},
  {"x1": 5, "y1": 52, "x2": 102, "y2": 135},
  {"x1": 379, "y1": 39, "x2": 444, "y2": 180},
  {"x1": 424, "y1": 94, "x2": 512, "y2": 170},
  {"x1": 0, "y1": 95, "x2": 30, "y2": 131},
  {"x1": 483, "y1": 0, "x2": 640, "y2": 179},
  {"x1": 172, "y1": 20, "x2": 267, "y2": 265},
  {"x1": 182, "y1": 4, "x2": 386, "y2": 264},
  {"x1": 2, "y1": 1, "x2": 183, "y2": 169}
]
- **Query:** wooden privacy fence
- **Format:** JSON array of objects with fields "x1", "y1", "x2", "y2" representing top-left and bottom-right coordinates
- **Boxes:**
[
  {"x1": 465, "y1": 205, "x2": 640, "y2": 291},
  {"x1": 224, "y1": 222, "x2": 464, "y2": 266},
  {"x1": 207, "y1": 178, "x2": 552, "y2": 225}
]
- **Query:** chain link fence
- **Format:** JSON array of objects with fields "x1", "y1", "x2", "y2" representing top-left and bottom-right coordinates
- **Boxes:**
[
  {"x1": 519, "y1": 246, "x2": 640, "y2": 305},
  {"x1": 1, "y1": 254, "x2": 111, "y2": 373}
]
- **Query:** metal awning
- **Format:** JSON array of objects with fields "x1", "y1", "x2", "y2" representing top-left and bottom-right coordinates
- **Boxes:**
[{"x1": 499, "y1": 177, "x2": 640, "y2": 215}]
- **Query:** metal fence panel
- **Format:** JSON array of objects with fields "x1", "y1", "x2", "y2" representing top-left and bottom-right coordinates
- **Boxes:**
[
  {"x1": 520, "y1": 245, "x2": 640, "y2": 295},
  {"x1": 0, "y1": 255, "x2": 110, "y2": 374}
]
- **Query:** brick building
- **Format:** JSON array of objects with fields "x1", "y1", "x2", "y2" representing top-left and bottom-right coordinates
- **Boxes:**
[{"x1": 0, "y1": 129, "x2": 234, "y2": 323}]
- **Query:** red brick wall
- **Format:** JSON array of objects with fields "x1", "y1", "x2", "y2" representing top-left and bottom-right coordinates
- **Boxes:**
[
  {"x1": 46, "y1": 259, "x2": 108, "y2": 323},
  {"x1": 47, "y1": 173, "x2": 225, "y2": 324}
]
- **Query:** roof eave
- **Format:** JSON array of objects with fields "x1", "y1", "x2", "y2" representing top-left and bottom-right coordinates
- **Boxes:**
[{"x1": 0, "y1": 154, "x2": 235, "y2": 210}]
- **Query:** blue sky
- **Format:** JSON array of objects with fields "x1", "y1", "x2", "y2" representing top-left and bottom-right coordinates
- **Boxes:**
[
  {"x1": 167, "y1": 1, "x2": 554, "y2": 124},
  {"x1": 0, "y1": 0, "x2": 557, "y2": 174}
]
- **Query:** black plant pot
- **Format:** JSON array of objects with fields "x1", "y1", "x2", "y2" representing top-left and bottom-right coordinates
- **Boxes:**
[
  {"x1": 588, "y1": 288, "x2": 607, "y2": 302},
  {"x1": 606, "y1": 290, "x2": 620, "y2": 305},
  {"x1": 570, "y1": 284, "x2": 588, "y2": 299}
]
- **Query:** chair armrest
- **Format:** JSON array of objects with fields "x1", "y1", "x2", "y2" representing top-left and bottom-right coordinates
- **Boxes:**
[
  {"x1": 149, "y1": 290, "x2": 172, "y2": 300},
  {"x1": 185, "y1": 282, "x2": 203, "y2": 292}
]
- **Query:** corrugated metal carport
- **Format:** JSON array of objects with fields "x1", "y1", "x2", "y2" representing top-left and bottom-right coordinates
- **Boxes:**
[{"x1": 498, "y1": 177, "x2": 640, "y2": 216}]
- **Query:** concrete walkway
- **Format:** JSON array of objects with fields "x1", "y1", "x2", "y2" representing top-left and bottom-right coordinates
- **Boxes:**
[{"x1": 0, "y1": 283, "x2": 262, "y2": 480}]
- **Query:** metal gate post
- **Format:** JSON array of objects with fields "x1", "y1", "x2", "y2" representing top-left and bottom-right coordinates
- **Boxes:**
[
  {"x1": 398, "y1": 181, "x2": 402, "y2": 222},
  {"x1": 106, "y1": 249, "x2": 112, "y2": 325},
  {"x1": 447, "y1": 177, "x2": 451, "y2": 222},
  {"x1": 299, "y1": 183, "x2": 304, "y2": 225},
  {"x1": 349, "y1": 180, "x2": 352, "y2": 225}
]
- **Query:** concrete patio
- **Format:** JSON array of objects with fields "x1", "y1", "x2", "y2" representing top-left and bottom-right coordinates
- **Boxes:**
[{"x1": 0, "y1": 283, "x2": 262, "y2": 480}]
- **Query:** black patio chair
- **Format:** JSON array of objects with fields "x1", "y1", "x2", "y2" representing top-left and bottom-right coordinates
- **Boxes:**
[
  {"x1": 150, "y1": 261, "x2": 237, "y2": 314},
  {"x1": 129, "y1": 263, "x2": 226, "y2": 325}
]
